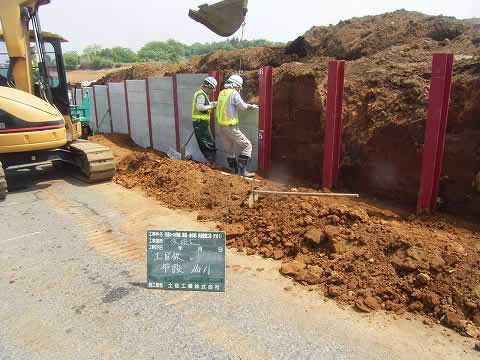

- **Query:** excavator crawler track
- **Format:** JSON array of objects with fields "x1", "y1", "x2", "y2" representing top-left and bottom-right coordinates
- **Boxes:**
[
  {"x1": 69, "y1": 140, "x2": 115, "y2": 182},
  {"x1": 0, "y1": 161, "x2": 7, "y2": 200}
]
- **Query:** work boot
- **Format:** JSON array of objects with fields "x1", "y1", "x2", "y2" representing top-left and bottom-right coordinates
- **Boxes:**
[
  {"x1": 204, "y1": 152, "x2": 216, "y2": 169},
  {"x1": 238, "y1": 155, "x2": 255, "y2": 177},
  {"x1": 227, "y1": 157, "x2": 238, "y2": 174}
]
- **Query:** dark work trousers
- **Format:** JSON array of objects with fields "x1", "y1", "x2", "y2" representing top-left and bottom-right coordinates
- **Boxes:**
[{"x1": 192, "y1": 120, "x2": 216, "y2": 163}]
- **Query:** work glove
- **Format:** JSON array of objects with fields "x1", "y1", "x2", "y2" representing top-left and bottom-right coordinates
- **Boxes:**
[
  {"x1": 210, "y1": 101, "x2": 217, "y2": 109},
  {"x1": 248, "y1": 104, "x2": 259, "y2": 110}
]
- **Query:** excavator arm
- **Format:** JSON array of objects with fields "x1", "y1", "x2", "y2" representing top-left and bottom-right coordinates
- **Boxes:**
[
  {"x1": 0, "y1": 0, "x2": 50, "y2": 94},
  {"x1": 189, "y1": 0, "x2": 248, "y2": 37}
]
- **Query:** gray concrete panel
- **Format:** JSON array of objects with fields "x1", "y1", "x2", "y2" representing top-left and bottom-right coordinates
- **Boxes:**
[
  {"x1": 93, "y1": 85, "x2": 111, "y2": 134},
  {"x1": 108, "y1": 83, "x2": 128, "y2": 134},
  {"x1": 214, "y1": 109, "x2": 258, "y2": 171},
  {"x1": 126, "y1": 80, "x2": 150, "y2": 148},
  {"x1": 82, "y1": 87, "x2": 96, "y2": 129},
  {"x1": 176, "y1": 73, "x2": 208, "y2": 162},
  {"x1": 148, "y1": 76, "x2": 176, "y2": 154},
  {"x1": 74, "y1": 88, "x2": 83, "y2": 106}
]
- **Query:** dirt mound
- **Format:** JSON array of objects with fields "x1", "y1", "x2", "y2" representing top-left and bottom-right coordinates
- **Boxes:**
[
  {"x1": 95, "y1": 10, "x2": 480, "y2": 218},
  {"x1": 92, "y1": 134, "x2": 480, "y2": 338},
  {"x1": 97, "y1": 47, "x2": 292, "y2": 85},
  {"x1": 286, "y1": 10, "x2": 478, "y2": 60},
  {"x1": 110, "y1": 143, "x2": 267, "y2": 219},
  {"x1": 229, "y1": 193, "x2": 480, "y2": 334},
  {"x1": 114, "y1": 152, "x2": 257, "y2": 212}
]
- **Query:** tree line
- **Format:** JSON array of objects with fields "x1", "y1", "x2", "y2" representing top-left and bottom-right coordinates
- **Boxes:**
[{"x1": 64, "y1": 38, "x2": 284, "y2": 70}]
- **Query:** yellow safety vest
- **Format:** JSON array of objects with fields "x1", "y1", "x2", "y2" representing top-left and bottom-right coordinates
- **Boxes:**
[
  {"x1": 216, "y1": 89, "x2": 239, "y2": 126},
  {"x1": 191, "y1": 89, "x2": 211, "y2": 121}
]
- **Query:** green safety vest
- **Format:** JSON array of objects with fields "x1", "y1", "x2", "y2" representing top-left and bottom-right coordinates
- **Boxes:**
[
  {"x1": 216, "y1": 89, "x2": 238, "y2": 127},
  {"x1": 191, "y1": 89, "x2": 211, "y2": 121},
  {"x1": 32, "y1": 54, "x2": 40, "y2": 69},
  {"x1": 32, "y1": 54, "x2": 40, "y2": 85}
]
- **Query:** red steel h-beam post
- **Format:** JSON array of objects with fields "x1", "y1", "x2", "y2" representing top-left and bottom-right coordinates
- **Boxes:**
[
  {"x1": 258, "y1": 66, "x2": 273, "y2": 176},
  {"x1": 123, "y1": 81, "x2": 132, "y2": 137},
  {"x1": 145, "y1": 78, "x2": 153, "y2": 147},
  {"x1": 417, "y1": 54, "x2": 454, "y2": 213},
  {"x1": 322, "y1": 61, "x2": 345, "y2": 189},
  {"x1": 172, "y1": 74, "x2": 181, "y2": 152}
]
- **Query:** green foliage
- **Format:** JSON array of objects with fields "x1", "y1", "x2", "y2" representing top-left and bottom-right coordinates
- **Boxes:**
[
  {"x1": 89, "y1": 56, "x2": 113, "y2": 69},
  {"x1": 75, "y1": 38, "x2": 285, "y2": 69},
  {"x1": 110, "y1": 47, "x2": 137, "y2": 63},
  {"x1": 78, "y1": 56, "x2": 113, "y2": 70},
  {"x1": 98, "y1": 48, "x2": 114, "y2": 59},
  {"x1": 82, "y1": 44, "x2": 102, "y2": 59},
  {"x1": 64, "y1": 51, "x2": 80, "y2": 70},
  {"x1": 137, "y1": 39, "x2": 186, "y2": 64}
]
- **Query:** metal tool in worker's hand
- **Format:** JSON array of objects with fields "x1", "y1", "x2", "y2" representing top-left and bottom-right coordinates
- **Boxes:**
[
  {"x1": 181, "y1": 130, "x2": 195, "y2": 160},
  {"x1": 168, "y1": 130, "x2": 196, "y2": 160}
]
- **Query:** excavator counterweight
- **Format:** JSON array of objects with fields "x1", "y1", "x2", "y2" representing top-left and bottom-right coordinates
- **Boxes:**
[{"x1": 189, "y1": 0, "x2": 248, "y2": 37}]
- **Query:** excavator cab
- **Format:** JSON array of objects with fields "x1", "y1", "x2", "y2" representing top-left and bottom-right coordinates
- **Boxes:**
[{"x1": 189, "y1": 0, "x2": 248, "y2": 37}]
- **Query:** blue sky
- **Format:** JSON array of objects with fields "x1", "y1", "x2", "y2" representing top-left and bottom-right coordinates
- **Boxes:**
[{"x1": 37, "y1": 0, "x2": 479, "y2": 52}]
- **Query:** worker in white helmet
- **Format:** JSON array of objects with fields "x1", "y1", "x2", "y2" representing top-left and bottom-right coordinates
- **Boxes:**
[
  {"x1": 191, "y1": 76, "x2": 218, "y2": 167},
  {"x1": 216, "y1": 74, "x2": 258, "y2": 177}
]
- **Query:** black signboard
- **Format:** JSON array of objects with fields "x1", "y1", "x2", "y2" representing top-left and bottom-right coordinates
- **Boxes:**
[{"x1": 147, "y1": 230, "x2": 225, "y2": 292}]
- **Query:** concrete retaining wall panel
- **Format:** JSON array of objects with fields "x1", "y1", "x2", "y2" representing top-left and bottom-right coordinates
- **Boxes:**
[
  {"x1": 126, "y1": 80, "x2": 150, "y2": 148},
  {"x1": 176, "y1": 73, "x2": 208, "y2": 162},
  {"x1": 93, "y1": 85, "x2": 111, "y2": 133},
  {"x1": 148, "y1": 76, "x2": 176, "y2": 153},
  {"x1": 74, "y1": 89, "x2": 83, "y2": 107},
  {"x1": 108, "y1": 83, "x2": 128, "y2": 134}
]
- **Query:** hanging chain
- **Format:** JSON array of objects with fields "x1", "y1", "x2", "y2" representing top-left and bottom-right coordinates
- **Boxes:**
[{"x1": 238, "y1": 21, "x2": 246, "y2": 73}]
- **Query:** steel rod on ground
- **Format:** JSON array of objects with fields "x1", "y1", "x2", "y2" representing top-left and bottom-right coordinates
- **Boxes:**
[
  {"x1": 252, "y1": 190, "x2": 359, "y2": 197},
  {"x1": 248, "y1": 189, "x2": 358, "y2": 208}
]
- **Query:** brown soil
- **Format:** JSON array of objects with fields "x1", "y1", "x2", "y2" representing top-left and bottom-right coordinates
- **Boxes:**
[
  {"x1": 66, "y1": 68, "x2": 128, "y2": 83},
  {"x1": 95, "y1": 10, "x2": 480, "y2": 218},
  {"x1": 91, "y1": 133, "x2": 480, "y2": 339}
]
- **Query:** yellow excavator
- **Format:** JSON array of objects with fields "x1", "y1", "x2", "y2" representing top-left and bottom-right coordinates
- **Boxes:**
[
  {"x1": 0, "y1": 0, "x2": 247, "y2": 200},
  {"x1": 0, "y1": 0, "x2": 115, "y2": 200}
]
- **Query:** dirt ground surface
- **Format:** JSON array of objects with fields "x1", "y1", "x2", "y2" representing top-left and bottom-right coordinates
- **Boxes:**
[
  {"x1": 66, "y1": 68, "x2": 128, "y2": 83},
  {"x1": 96, "y1": 10, "x2": 480, "y2": 218},
  {"x1": 90, "y1": 133, "x2": 480, "y2": 341}
]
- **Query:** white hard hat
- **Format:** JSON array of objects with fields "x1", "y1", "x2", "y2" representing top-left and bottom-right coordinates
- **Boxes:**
[
  {"x1": 203, "y1": 76, "x2": 217, "y2": 89},
  {"x1": 227, "y1": 74, "x2": 243, "y2": 88}
]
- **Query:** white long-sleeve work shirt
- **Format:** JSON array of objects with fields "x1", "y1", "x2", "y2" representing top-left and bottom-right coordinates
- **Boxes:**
[
  {"x1": 224, "y1": 89, "x2": 249, "y2": 119},
  {"x1": 195, "y1": 93, "x2": 215, "y2": 112}
]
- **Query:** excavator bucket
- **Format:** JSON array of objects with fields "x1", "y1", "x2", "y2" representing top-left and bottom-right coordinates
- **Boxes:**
[{"x1": 188, "y1": 0, "x2": 248, "y2": 37}]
